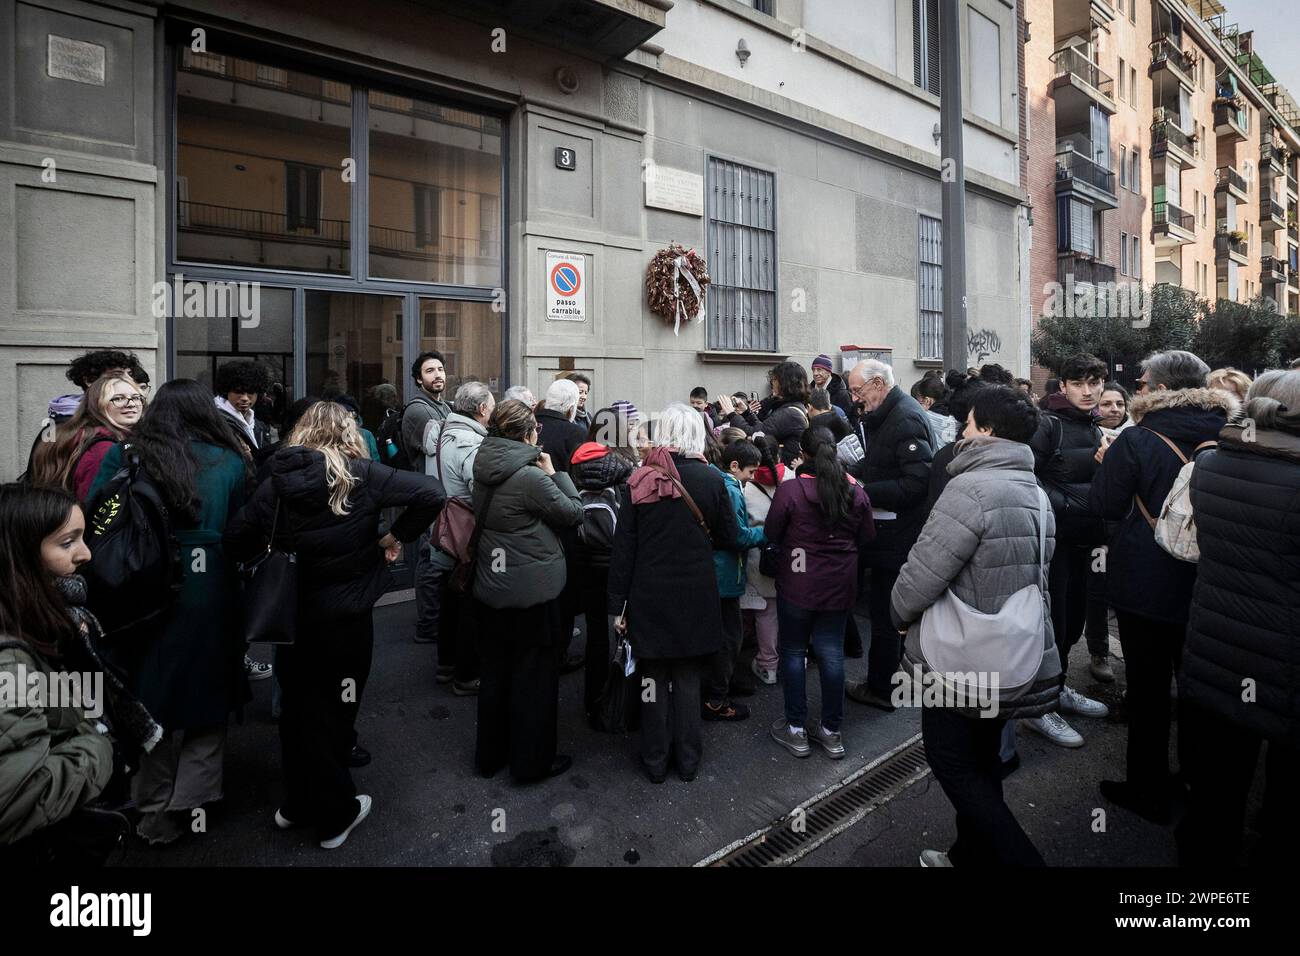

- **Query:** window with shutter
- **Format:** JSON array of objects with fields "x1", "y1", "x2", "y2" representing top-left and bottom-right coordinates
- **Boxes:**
[
  {"x1": 1121, "y1": 232, "x2": 1128, "y2": 274},
  {"x1": 918, "y1": 214, "x2": 943, "y2": 360},
  {"x1": 706, "y1": 158, "x2": 777, "y2": 351},
  {"x1": 414, "y1": 185, "x2": 440, "y2": 248},
  {"x1": 912, "y1": 0, "x2": 941, "y2": 94}
]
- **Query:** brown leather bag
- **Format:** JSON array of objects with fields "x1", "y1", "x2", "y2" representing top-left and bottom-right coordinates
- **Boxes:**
[{"x1": 431, "y1": 426, "x2": 478, "y2": 567}]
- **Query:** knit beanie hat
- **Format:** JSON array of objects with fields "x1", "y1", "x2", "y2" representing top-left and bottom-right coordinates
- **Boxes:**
[{"x1": 811, "y1": 354, "x2": 834, "y2": 372}]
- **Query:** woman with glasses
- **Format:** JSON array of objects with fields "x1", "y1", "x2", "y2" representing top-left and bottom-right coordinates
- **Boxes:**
[{"x1": 28, "y1": 374, "x2": 145, "y2": 502}]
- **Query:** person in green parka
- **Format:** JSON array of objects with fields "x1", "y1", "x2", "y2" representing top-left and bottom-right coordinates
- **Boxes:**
[{"x1": 87, "y1": 379, "x2": 254, "y2": 846}]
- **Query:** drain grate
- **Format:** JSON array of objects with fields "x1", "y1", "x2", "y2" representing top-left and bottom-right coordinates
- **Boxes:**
[{"x1": 699, "y1": 734, "x2": 929, "y2": 867}]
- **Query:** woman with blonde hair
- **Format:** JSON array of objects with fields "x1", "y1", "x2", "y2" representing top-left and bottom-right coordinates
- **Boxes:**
[
  {"x1": 225, "y1": 400, "x2": 445, "y2": 849},
  {"x1": 1208, "y1": 367, "x2": 1252, "y2": 403},
  {"x1": 28, "y1": 374, "x2": 144, "y2": 500}
]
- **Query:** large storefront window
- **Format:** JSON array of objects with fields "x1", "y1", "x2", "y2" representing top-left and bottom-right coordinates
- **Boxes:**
[
  {"x1": 176, "y1": 52, "x2": 353, "y2": 274},
  {"x1": 369, "y1": 92, "x2": 503, "y2": 286}
]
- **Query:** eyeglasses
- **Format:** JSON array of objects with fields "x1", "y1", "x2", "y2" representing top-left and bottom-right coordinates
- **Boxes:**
[
  {"x1": 108, "y1": 394, "x2": 145, "y2": 407},
  {"x1": 1135, "y1": 379, "x2": 1151, "y2": 393}
]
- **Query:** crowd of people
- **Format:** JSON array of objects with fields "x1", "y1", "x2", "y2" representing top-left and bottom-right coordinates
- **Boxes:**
[{"x1": 1, "y1": 343, "x2": 1296, "y2": 868}]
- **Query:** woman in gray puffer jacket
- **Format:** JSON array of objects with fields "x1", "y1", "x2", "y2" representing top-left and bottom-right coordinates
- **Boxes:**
[
  {"x1": 470, "y1": 399, "x2": 583, "y2": 783},
  {"x1": 890, "y1": 386, "x2": 1057, "y2": 868}
]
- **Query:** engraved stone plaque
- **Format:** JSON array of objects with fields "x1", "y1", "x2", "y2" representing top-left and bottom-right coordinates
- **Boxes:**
[{"x1": 48, "y1": 34, "x2": 106, "y2": 86}]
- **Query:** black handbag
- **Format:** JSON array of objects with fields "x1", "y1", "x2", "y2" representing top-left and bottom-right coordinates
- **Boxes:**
[
  {"x1": 238, "y1": 499, "x2": 298, "y2": 645},
  {"x1": 591, "y1": 636, "x2": 640, "y2": 734}
]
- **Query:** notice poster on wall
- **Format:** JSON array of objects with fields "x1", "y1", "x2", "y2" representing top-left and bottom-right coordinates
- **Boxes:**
[{"x1": 545, "y1": 250, "x2": 586, "y2": 322}]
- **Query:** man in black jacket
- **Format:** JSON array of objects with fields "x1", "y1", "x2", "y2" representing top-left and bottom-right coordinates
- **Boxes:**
[
  {"x1": 1024, "y1": 354, "x2": 1111, "y2": 750},
  {"x1": 811, "y1": 354, "x2": 855, "y2": 419},
  {"x1": 536, "y1": 378, "x2": 590, "y2": 671},
  {"x1": 842, "y1": 360, "x2": 933, "y2": 711}
]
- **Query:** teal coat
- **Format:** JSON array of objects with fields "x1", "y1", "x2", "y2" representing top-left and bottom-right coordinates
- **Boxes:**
[
  {"x1": 89, "y1": 441, "x2": 251, "y2": 729},
  {"x1": 710, "y1": 467, "x2": 766, "y2": 599}
]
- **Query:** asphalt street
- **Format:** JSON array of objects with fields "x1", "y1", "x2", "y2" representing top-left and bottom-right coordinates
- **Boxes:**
[{"x1": 114, "y1": 600, "x2": 1254, "y2": 867}]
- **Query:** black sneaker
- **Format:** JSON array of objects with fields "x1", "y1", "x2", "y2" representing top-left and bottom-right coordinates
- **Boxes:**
[
  {"x1": 348, "y1": 745, "x2": 371, "y2": 768},
  {"x1": 702, "y1": 699, "x2": 750, "y2": 721}
]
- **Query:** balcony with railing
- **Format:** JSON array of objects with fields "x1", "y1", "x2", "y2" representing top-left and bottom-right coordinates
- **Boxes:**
[
  {"x1": 1214, "y1": 227, "x2": 1249, "y2": 264},
  {"x1": 1261, "y1": 134, "x2": 1286, "y2": 172},
  {"x1": 1055, "y1": 147, "x2": 1118, "y2": 209},
  {"x1": 1214, "y1": 101, "x2": 1247, "y2": 141},
  {"x1": 1058, "y1": 251, "x2": 1117, "y2": 288},
  {"x1": 1288, "y1": 170, "x2": 1298, "y2": 196},
  {"x1": 1261, "y1": 256, "x2": 1286, "y2": 283},
  {"x1": 1050, "y1": 44, "x2": 1116, "y2": 113},
  {"x1": 1261, "y1": 196, "x2": 1287, "y2": 228},
  {"x1": 1152, "y1": 108, "x2": 1197, "y2": 165},
  {"x1": 1153, "y1": 201, "x2": 1195, "y2": 245},
  {"x1": 1215, "y1": 166, "x2": 1249, "y2": 203},
  {"x1": 1149, "y1": 37, "x2": 1195, "y2": 90},
  {"x1": 1289, "y1": 267, "x2": 1299, "y2": 291}
]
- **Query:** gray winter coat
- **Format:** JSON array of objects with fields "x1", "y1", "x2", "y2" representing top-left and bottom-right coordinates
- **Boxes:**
[
  {"x1": 891, "y1": 436, "x2": 1061, "y2": 719},
  {"x1": 425, "y1": 412, "x2": 488, "y2": 571},
  {"x1": 470, "y1": 437, "x2": 583, "y2": 610}
]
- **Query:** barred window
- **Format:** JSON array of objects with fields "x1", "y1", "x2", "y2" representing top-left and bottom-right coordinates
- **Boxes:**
[
  {"x1": 918, "y1": 214, "x2": 943, "y2": 361},
  {"x1": 706, "y1": 158, "x2": 776, "y2": 351}
]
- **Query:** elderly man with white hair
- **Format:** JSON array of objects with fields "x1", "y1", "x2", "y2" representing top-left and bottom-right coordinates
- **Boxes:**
[{"x1": 843, "y1": 359, "x2": 935, "y2": 712}]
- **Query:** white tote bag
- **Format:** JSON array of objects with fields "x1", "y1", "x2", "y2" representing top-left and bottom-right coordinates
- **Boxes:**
[{"x1": 914, "y1": 489, "x2": 1053, "y2": 704}]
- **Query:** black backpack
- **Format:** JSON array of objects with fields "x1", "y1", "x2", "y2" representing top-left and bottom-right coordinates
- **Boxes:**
[
  {"x1": 83, "y1": 449, "x2": 184, "y2": 638},
  {"x1": 375, "y1": 400, "x2": 423, "y2": 471},
  {"x1": 578, "y1": 486, "x2": 621, "y2": 558}
]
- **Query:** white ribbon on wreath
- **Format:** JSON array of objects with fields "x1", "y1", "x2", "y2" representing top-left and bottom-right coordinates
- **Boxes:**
[{"x1": 672, "y1": 254, "x2": 704, "y2": 337}]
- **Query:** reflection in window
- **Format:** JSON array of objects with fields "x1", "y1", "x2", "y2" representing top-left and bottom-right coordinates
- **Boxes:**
[
  {"x1": 175, "y1": 49, "x2": 352, "y2": 273},
  {"x1": 369, "y1": 91, "x2": 503, "y2": 286},
  {"x1": 418, "y1": 299, "x2": 502, "y2": 396},
  {"x1": 171, "y1": 283, "x2": 295, "y2": 438}
]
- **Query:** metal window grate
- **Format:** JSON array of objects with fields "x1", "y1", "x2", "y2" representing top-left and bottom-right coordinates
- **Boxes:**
[
  {"x1": 706, "y1": 158, "x2": 776, "y2": 351},
  {"x1": 912, "y1": 0, "x2": 941, "y2": 94},
  {"x1": 918, "y1": 215, "x2": 943, "y2": 361}
]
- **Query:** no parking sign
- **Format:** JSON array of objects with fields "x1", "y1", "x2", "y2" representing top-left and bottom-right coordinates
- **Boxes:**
[{"x1": 546, "y1": 250, "x2": 586, "y2": 322}]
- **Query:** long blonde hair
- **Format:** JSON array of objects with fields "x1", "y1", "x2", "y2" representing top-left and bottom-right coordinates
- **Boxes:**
[
  {"x1": 29, "y1": 374, "x2": 141, "y2": 491},
  {"x1": 286, "y1": 401, "x2": 367, "y2": 516}
]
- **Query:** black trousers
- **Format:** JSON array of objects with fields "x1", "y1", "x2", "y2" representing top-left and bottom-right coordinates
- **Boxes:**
[
  {"x1": 580, "y1": 564, "x2": 612, "y2": 717},
  {"x1": 1114, "y1": 610, "x2": 1185, "y2": 797},
  {"x1": 1176, "y1": 701, "x2": 1300, "y2": 866},
  {"x1": 922, "y1": 706, "x2": 1045, "y2": 867},
  {"x1": 1083, "y1": 560, "x2": 1111, "y2": 658},
  {"x1": 436, "y1": 577, "x2": 480, "y2": 682},
  {"x1": 1048, "y1": 543, "x2": 1090, "y2": 679},
  {"x1": 705, "y1": 597, "x2": 743, "y2": 704},
  {"x1": 866, "y1": 567, "x2": 902, "y2": 698},
  {"x1": 639, "y1": 656, "x2": 708, "y2": 777},
  {"x1": 277, "y1": 609, "x2": 373, "y2": 840},
  {"x1": 475, "y1": 599, "x2": 562, "y2": 781}
]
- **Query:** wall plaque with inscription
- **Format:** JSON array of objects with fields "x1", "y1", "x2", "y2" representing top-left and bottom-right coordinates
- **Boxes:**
[
  {"x1": 47, "y1": 34, "x2": 106, "y2": 86},
  {"x1": 644, "y1": 165, "x2": 704, "y2": 217}
]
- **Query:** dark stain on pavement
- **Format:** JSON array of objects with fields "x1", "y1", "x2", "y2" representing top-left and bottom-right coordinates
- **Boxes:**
[
  {"x1": 490, "y1": 827, "x2": 576, "y2": 867},
  {"x1": 429, "y1": 705, "x2": 450, "y2": 719},
  {"x1": 569, "y1": 775, "x2": 591, "y2": 791}
]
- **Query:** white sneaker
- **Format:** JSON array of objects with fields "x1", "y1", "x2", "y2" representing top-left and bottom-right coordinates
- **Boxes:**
[
  {"x1": 572, "y1": 626, "x2": 582, "y2": 639},
  {"x1": 1060, "y1": 685, "x2": 1109, "y2": 718},
  {"x1": 751, "y1": 658, "x2": 777, "y2": 685},
  {"x1": 1023, "y1": 712, "x2": 1084, "y2": 748},
  {"x1": 320, "y1": 795, "x2": 372, "y2": 849},
  {"x1": 274, "y1": 808, "x2": 298, "y2": 830},
  {"x1": 244, "y1": 655, "x2": 272, "y2": 681},
  {"x1": 920, "y1": 849, "x2": 952, "y2": 867}
]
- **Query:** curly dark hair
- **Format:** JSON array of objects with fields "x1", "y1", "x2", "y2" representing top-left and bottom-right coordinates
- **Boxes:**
[
  {"x1": 215, "y1": 360, "x2": 270, "y2": 398},
  {"x1": 67, "y1": 350, "x2": 149, "y2": 390},
  {"x1": 769, "y1": 361, "x2": 810, "y2": 405},
  {"x1": 970, "y1": 385, "x2": 1040, "y2": 444}
]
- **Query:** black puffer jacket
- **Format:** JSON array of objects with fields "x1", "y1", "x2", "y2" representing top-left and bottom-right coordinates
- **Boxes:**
[
  {"x1": 1088, "y1": 387, "x2": 1238, "y2": 624},
  {"x1": 758, "y1": 399, "x2": 809, "y2": 465},
  {"x1": 850, "y1": 386, "x2": 934, "y2": 570},
  {"x1": 570, "y1": 443, "x2": 635, "y2": 569},
  {"x1": 224, "y1": 446, "x2": 446, "y2": 618},
  {"x1": 1183, "y1": 419, "x2": 1300, "y2": 746},
  {"x1": 1030, "y1": 393, "x2": 1103, "y2": 546}
]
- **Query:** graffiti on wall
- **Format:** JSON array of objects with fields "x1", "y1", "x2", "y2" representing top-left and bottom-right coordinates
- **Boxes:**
[{"x1": 967, "y1": 328, "x2": 1002, "y2": 364}]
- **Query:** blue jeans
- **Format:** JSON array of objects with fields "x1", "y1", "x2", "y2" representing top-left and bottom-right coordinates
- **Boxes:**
[{"x1": 777, "y1": 598, "x2": 847, "y2": 733}]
